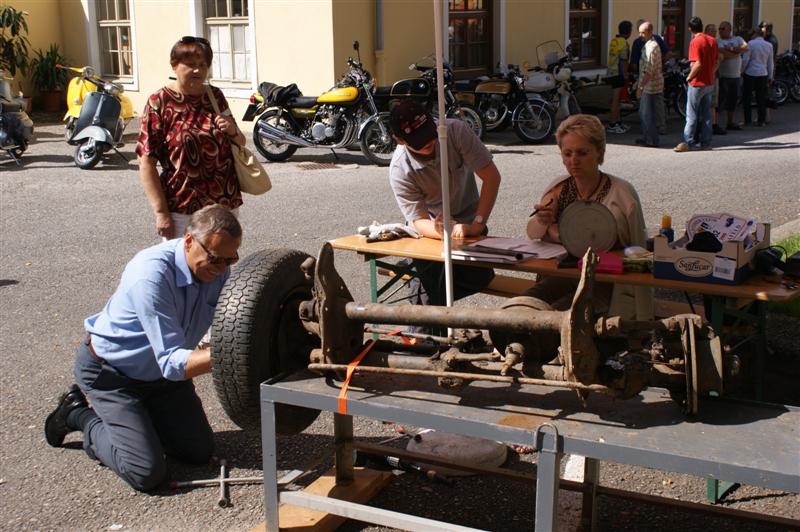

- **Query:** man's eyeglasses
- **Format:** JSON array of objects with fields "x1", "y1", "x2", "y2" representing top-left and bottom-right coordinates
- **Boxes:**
[
  {"x1": 180, "y1": 36, "x2": 210, "y2": 46},
  {"x1": 197, "y1": 239, "x2": 238, "y2": 266}
]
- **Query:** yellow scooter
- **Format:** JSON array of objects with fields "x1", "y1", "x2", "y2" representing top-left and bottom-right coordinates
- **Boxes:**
[{"x1": 58, "y1": 65, "x2": 135, "y2": 169}]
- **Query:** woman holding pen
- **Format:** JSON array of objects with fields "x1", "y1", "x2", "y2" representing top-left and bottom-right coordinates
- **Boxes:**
[{"x1": 526, "y1": 114, "x2": 652, "y2": 320}]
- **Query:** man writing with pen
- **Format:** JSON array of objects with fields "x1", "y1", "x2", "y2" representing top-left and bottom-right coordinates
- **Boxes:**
[
  {"x1": 526, "y1": 114, "x2": 652, "y2": 320},
  {"x1": 387, "y1": 100, "x2": 501, "y2": 326}
]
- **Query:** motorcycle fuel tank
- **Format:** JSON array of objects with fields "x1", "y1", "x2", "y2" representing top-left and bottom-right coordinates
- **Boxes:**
[
  {"x1": 527, "y1": 71, "x2": 556, "y2": 92},
  {"x1": 390, "y1": 78, "x2": 430, "y2": 97},
  {"x1": 475, "y1": 81, "x2": 512, "y2": 95},
  {"x1": 317, "y1": 86, "x2": 358, "y2": 104}
]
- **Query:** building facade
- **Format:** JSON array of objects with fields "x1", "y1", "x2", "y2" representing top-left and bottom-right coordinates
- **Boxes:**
[{"x1": 13, "y1": 0, "x2": 799, "y2": 123}]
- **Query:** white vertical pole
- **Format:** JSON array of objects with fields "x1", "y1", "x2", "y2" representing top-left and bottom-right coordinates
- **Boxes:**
[{"x1": 433, "y1": 0, "x2": 455, "y2": 322}]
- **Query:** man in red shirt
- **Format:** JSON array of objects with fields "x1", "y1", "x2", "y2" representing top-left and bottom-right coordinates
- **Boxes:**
[{"x1": 674, "y1": 16, "x2": 719, "y2": 152}]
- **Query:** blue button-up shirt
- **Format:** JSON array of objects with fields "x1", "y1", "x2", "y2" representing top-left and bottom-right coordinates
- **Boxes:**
[
  {"x1": 742, "y1": 37, "x2": 774, "y2": 78},
  {"x1": 85, "y1": 238, "x2": 229, "y2": 382}
]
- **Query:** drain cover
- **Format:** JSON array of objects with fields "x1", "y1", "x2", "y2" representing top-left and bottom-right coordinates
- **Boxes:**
[{"x1": 297, "y1": 162, "x2": 340, "y2": 170}]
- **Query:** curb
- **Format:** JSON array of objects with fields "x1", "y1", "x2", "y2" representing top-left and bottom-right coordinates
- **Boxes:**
[{"x1": 772, "y1": 218, "x2": 800, "y2": 243}]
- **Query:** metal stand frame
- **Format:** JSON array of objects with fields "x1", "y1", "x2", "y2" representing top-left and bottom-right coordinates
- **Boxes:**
[{"x1": 259, "y1": 373, "x2": 800, "y2": 531}]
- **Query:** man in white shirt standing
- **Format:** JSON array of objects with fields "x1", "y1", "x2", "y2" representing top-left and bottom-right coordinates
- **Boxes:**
[
  {"x1": 741, "y1": 27, "x2": 774, "y2": 127},
  {"x1": 715, "y1": 21, "x2": 748, "y2": 130}
]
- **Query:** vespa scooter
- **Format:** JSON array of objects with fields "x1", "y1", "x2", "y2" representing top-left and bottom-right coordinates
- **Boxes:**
[
  {"x1": 0, "y1": 72, "x2": 34, "y2": 165},
  {"x1": 57, "y1": 65, "x2": 135, "y2": 169}
]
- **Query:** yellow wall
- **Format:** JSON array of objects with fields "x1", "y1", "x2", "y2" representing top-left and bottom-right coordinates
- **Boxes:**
[
  {"x1": 126, "y1": 1, "x2": 194, "y2": 113},
  {"x1": 505, "y1": 0, "x2": 564, "y2": 67},
  {"x1": 612, "y1": 1, "x2": 658, "y2": 36},
  {"x1": 379, "y1": 0, "x2": 436, "y2": 85},
  {"x1": 255, "y1": 1, "x2": 335, "y2": 95},
  {"x1": 332, "y1": 0, "x2": 375, "y2": 84},
  {"x1": 12, "y1": 0, "x2": 64, "y2": 95},
  {"x1": 760, "y1": 0, "x2": 792, "y2": 52},
  {"x1": 692, "y1": 1, "x2": 731, "y2": 32}
]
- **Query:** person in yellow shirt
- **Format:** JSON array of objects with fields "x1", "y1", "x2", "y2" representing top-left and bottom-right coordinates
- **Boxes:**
[{"x1": 606, "y1": 20, "x2": 633, "y2": 133}]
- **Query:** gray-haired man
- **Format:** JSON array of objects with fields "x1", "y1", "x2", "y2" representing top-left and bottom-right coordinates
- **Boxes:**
[{"x1": 45, "y1": 204, "x2": 241, "y2": 491}]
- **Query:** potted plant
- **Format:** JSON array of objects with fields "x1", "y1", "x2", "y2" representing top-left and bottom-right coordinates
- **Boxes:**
[
  {"x1": 0, "y1": 5, "x2": 30, "y2": 101},
  {"x1": 29, "y1": 44, "x2": 69, "y2": 112}
]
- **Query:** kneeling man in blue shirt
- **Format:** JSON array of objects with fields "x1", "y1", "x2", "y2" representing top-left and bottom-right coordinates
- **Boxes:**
[{"x1": 45, "y1": 204, "x2": 242, "y2": 492}]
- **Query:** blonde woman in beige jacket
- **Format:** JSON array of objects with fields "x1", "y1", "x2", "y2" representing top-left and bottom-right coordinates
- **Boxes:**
[{"x1": 526, "y1": 114, "x2": 653, "y2": 320}]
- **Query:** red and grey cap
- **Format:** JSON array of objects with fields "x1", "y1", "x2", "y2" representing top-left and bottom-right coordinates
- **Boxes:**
[{"x1": 389, "y1": 100, "x2": 437, "y2": 150}]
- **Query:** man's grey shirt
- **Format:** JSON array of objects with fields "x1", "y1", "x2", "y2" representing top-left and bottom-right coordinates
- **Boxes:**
[
  {"x1": 389, "y1": 119, "x2": 493, "y2": 224},
  {"x1": 716, "y1": 36, "x2": 746, "y2": 78}
]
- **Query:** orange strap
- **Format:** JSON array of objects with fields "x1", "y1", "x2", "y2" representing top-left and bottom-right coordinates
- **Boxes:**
[{"x1": 337, "y1": 329, "x2": 414, "y2": 414}]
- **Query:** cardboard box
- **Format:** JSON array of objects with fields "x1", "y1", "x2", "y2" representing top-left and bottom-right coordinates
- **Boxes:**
[{"x1": 652, "y1": 223, "x2": 770, "y2": 285}]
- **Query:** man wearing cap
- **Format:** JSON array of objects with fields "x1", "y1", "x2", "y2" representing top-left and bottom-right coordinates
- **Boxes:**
[{"x1": 388, "y1": 100, "x2": 501, "y2": 313}]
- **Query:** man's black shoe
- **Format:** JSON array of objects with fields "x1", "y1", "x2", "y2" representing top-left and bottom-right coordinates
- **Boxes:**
[
  {"x1": 712, "y1": 124, "x2": 727, "y2": 135},
  {"x1": 45, "y1": 384, "x2": 88, "y2": 447},
  {"x1": 726, "y1": 123, "x2": 742, "y2": 131}
]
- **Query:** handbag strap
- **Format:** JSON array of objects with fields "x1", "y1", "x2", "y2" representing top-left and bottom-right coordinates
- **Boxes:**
[
  {"x1": 205, "y1": 85, "x2": 244, "y2": 147},
  {"x1": 205, "y1": 84, "x2": 222, "y2": 114}
]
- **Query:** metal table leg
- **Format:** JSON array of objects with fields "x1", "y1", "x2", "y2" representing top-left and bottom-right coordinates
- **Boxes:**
[
  {"x1": 261, "y1": 399, "x2": 280, "y2": 531},
  {"x1": 334, "y1": 413, "x2": 354, "y2": 485},
  {"x1": 534, "y1": 424, "x2": 562, "y2": 532},
  {"x1": 580, "y1": 457, "x2": 600, "y2": 532}
]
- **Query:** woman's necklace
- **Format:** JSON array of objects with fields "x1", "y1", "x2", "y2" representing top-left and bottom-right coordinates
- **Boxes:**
[{"x1": 576, "y1": 172, "x2": 604, "y2": 200}]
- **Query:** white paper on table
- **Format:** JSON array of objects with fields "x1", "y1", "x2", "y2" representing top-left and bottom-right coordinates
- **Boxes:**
[{"x1": 459, "y1": 237, "x2": 568, "y2": 260}]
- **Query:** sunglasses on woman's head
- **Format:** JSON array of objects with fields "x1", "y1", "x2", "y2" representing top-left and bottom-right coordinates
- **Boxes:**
[{"x1": 180, "y1": 36, "x2": 210, "y2": 46}]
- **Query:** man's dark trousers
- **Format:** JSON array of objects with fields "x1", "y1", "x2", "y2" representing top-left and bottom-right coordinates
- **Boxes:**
[
  {"x1": 742, "y1": 74, "x2": 768, "y2": 125},
  {"x1": 73, "y1": 343, "x2": 214, "y2": 491}
]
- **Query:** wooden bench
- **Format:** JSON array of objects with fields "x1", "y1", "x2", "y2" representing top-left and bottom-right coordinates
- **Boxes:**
[{"x1": 379, "y1": 269, "x2": 703, "y2": 318}]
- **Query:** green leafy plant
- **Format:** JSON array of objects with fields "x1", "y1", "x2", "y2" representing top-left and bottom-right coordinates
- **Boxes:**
[
  {"x1": 768, "y1": 233, "x2": 800, "y2": 318},
  {"x1": 0, "y1": 5, "x2": 30, "y2": 76},
  {"x1": 29, "y1": 44, "x2": 69, "y2": 91}
]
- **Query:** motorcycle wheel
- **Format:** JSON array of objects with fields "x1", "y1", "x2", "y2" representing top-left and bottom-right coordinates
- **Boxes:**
[
  {"x1": 789, "y1": 78, "x2": 800, "y2": 102},
  {"x1": 771, "y1": 79, "x2": 789, "y2": 106},
  {"x1": 447, "y1": 105, "x2": 485, "y2": 139},
  {"x1": 252, "y1": 110, "x2": 298, "y2": 162},
  {"x1": 359, "y1": 112, "x2": 396, "y2": 166},
  {"x1": 676, "y1": 87, "x2": 687, "y2": 118},
  {"x1": 74, "y1": 141, "x2": 103, "y2": 169},
  {"x1": 512, "y1": 101, "x2": 555, "y2": 144}
]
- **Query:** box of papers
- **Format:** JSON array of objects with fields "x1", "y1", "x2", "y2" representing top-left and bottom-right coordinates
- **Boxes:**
[{"x1": 652, "y1": 223, "x2": 770, "y2": 285}]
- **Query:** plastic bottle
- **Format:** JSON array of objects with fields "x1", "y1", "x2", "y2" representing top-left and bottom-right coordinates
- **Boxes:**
[{"x1": 659, "y1": 215, "x2": 675, "y2": 243}]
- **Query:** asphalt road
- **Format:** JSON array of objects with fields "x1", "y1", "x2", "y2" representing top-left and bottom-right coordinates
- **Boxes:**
[{"x1": 1, "y1": 105, "x2": 799, "y2": 531}]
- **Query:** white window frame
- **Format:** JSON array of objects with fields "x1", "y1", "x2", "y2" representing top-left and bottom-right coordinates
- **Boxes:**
[
  {"x1": 83, "y1": 0, "x2": 139, "y2": 91},
  {"x1": 189, "y1": 0, "x2": 257, "y2": 100}
]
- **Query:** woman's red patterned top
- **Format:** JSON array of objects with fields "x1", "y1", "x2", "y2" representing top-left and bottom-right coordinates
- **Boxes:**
[{"x1": 136, "y1": 86, "x2": 242, "y2": 214}]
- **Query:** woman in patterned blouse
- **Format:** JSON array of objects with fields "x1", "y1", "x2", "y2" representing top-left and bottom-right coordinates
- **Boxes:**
[
  {"x1": 525, "y1": 114, "x2": 653, "y2": 320},
  {"x1": 136, "y1": 37, "x2": 246, "y2": 240}
]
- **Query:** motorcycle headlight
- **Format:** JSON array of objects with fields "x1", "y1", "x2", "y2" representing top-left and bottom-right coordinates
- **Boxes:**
[{"x1": 104, "y1": 83, "x2": 121, "y2": 96}]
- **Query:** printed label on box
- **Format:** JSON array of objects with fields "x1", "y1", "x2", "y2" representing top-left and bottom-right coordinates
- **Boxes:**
[
  {"x1": 675, "y1": 256, "x2": 713, "y2": 277},
  {"x1": 713, "y1": 256, "x2": 737, "y2": 281}
]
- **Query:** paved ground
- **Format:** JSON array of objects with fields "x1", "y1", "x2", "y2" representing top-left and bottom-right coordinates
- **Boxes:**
[{"x1": 1, "y1": 104, "x2": 799, "y2": 531}]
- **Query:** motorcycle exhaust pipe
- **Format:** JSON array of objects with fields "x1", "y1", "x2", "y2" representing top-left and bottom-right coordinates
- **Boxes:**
[{"x1": 256, "y1": 122, "x2": 316, "y2": 147}]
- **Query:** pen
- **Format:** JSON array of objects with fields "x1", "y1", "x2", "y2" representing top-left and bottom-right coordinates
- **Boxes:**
[{"x1": 529, "y1": 198, "x2": 553, "y2": 218}]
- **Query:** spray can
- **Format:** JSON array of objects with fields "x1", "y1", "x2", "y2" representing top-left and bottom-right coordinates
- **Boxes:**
[{"x1": 659, "y1": 215, "x2": 675, "y2": 243}]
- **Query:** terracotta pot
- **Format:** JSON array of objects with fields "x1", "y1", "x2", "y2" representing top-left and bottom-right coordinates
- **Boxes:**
[{"x1": 38, "y1": 90, "x2": 64, "y2": 112}]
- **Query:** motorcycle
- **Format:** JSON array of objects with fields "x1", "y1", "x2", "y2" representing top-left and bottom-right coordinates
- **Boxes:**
[
  {"x1": 526, "y1": 41, "x2": 583, "y2": 121},
  {"x1": 372, "y1": 55, "x2": 484, "y2": 140},
  {"x1": 774, "y1": 48, "x2": 799, "y2": 104},
  {"x1": 662, "y1": 58, "x2": 689, "y2": 118},
  {"x1": 57, "y1": 64, "x2": 135, "y2": 169},
  {"x1": 455, "y1": 62, "x2": 555, "y2": 143},
  {"x1": 0, "y1": 74, "x2": 34, "y2": 164},
  {"x1": 243, "y1": 41, "x2": 394, "y2": 166}
]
